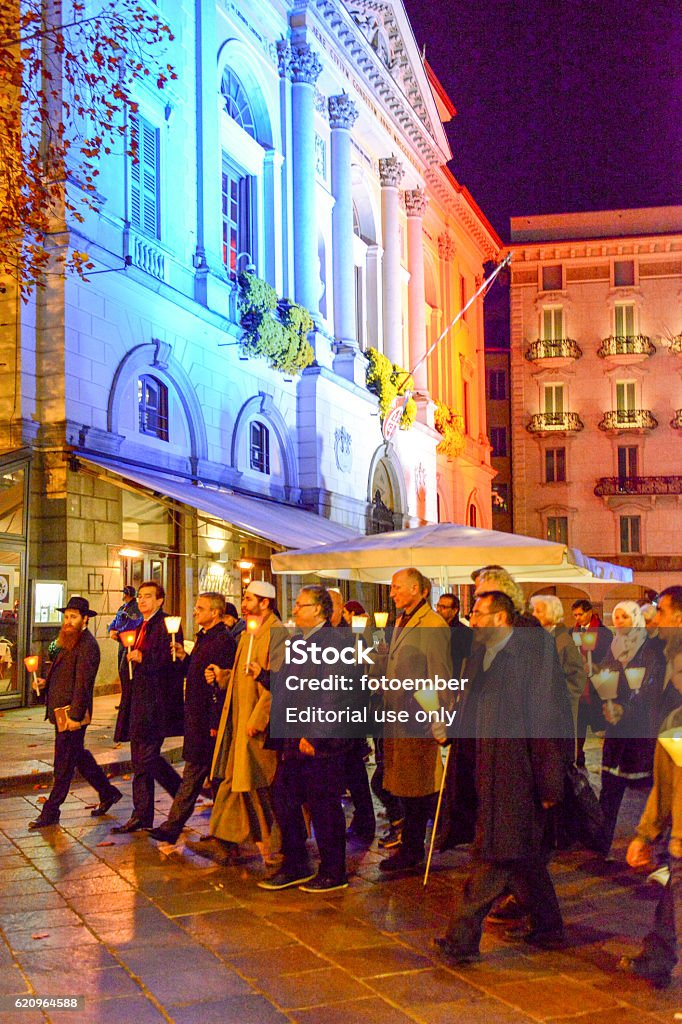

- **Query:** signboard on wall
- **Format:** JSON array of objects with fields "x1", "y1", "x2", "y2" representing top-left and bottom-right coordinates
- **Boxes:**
[{"x1": 32, "y1": 580, "x2": 67, "y2": 626}]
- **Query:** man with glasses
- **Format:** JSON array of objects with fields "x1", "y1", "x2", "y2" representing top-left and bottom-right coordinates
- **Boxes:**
[
  {"x1": 436, "y1": 593, "x2": 473, "y2": 678},
  {"x1": 259, "y1": 585, "x2": 352, "y2": 893},
  {"x1": 434, "y1": 590, "x2": 572, "y2": 963}
]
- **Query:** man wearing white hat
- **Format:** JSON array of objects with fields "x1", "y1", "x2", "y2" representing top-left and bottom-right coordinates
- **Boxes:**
[{"x1": 187, "y1": 580, "x2": 279, "y2": 865}]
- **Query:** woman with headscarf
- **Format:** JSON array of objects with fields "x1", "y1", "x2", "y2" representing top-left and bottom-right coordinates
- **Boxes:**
[{"x1": 598, "y1": 600, "x2": 666, "y2": 853}]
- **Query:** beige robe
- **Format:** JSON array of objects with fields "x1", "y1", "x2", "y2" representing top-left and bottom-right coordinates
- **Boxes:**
[{"x1": 209, "y1": 611, "x2": 278, "y2": 844}]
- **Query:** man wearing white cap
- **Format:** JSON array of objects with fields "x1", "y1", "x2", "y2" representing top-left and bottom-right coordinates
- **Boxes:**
[{"x1": 187, "y1": 580, "x2": 279, "y2": 865}]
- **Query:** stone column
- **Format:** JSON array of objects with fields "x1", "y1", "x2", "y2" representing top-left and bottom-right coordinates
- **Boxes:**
[
  {"x1": 379, "y1": 156, "x2": 404, "y2": 365},
  {"x1": 290, "y1": 43, "x2": 322, "y2": 314},
  {"x1": 328, "y1": 93, "x2": 359, "y2": 346},
  {"x1": 438, "y1": 232, "x2": 455, "y2": 405},
  {"x1": 405, "y1": 187, "x2": 428, "y2": 393}
]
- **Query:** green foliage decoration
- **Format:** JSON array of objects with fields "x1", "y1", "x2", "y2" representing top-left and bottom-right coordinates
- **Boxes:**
[
  {"x1": 365, "y1": 348, "x2": 416, "y2": 430},
  {"x1": 238, "y1": 272, "x2": 315, "y2": 375}
]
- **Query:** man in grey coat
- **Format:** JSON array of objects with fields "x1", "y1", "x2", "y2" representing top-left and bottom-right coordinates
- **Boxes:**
[{"x1": 29, "y1": 597, "x2": 121, "y2": 829}]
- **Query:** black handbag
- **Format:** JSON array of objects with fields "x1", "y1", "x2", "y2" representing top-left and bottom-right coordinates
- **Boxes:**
[{"x1": 560, "y1": 763, "x2": 609, "y2": 854}]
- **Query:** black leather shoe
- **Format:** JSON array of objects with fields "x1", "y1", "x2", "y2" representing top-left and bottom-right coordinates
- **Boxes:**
[
  {"x1": 149, "y1": 825, "x2": 181, "y2": 844},
  {"x1": 618, "y1": 955, "x2": 672, "y2": 989},
  {"x1": 111, "y1": 817, "x2": 149, "y2": 834},
  {"x1": 432, "y1": 937, "x2": 481, "y2": 965},
  {"x1": 517, "y1": 928, "x2": 566, "y2": 950},
  {"x1": 91, "y1": 788, "x2": 123, "y2": 817},
  {"x1": 28, "y1": 816, "x2": 60, "y2": 830},
  {"x1": 379, "y1": 850, "x2": 423, "y2": 873}
]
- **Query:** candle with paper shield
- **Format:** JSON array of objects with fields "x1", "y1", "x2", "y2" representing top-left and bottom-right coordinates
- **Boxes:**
[
  {"x1": 581, "y1": 630, "x2": 597, "y2": 675},
  {"x1": 24, "y1": 654, "x2": 40, "y2": 694},
  {"x1": 351, "y1": 614, "x2": 369, "y2": 633},
  {"x1": 658, "y1": 729, "x2": 682, "y2": 768},
  {"x1": 164, "y1": 616, "x2": 182, "y2": 662},
  {"x1": 373, "y1": 611, "x2": 388, "y2": 645},
  {"x1": 120, "y1": 630, "x2": 137, "y2": 681},
  {"x1": 591, "y1": 668, "x2": 620, "y2": 716},
  {"x1": 624, "y1": 667, "x2": 646, "y2": 692},
  {"x1": 245, "y1": 616, "x2": 259, "y2": 667}
]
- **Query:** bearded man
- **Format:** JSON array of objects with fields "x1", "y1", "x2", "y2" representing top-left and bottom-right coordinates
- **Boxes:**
[{"x1": 28, "y1": 597, "x2": 121, "y2": 829}]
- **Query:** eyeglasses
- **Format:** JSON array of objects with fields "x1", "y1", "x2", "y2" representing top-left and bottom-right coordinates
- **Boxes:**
[
  {"x1": 294, "y1": 603, "x2": 318, "y2": 610},
  {"x1": 469, "y1": 609, "x2": 493, "y2": 621}
]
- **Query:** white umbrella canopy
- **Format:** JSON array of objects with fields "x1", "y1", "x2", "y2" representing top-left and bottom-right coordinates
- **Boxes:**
[{"x1": 270, "y1": 521, "x2": 633, "y2": 586}]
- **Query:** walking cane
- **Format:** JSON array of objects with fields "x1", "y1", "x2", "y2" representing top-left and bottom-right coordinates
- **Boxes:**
[{"x1": 423, "y1": 744, "x2": 451, "y2": 887}]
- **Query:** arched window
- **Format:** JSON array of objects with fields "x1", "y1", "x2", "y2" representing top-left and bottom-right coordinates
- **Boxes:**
[
  {"x1": 137, "y1": 375, "x2": 168, "y2": 441},
  {"x1": 250, "y1": 421, "x2": 270, "y2": 474},
  {"x1": 220, "y1": 69, "x2": 256, "y2": 138},
  {"x1": 468, "y1": 503, "x2": 477, "y2": 527}
]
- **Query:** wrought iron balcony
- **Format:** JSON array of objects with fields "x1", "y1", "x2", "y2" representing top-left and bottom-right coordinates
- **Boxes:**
[
  {"x1": 594, "y1": 476, "x2": 682, "y2": 497},
  {"x1": 526, "y1": 412, "x2": 584, "y2": 434},
  {"x1": 597, "y1": 335, "x2": 655, "y2": 359},
  {"x1": 671, "y1": 410, "x2": 682, "y2": 430},
  {"x1": 669, "y1": 334, "x2": 682, "y2": 355},
  {"x1": 598, "y1": 409, "x2": 658, "y2": 432},
  {"x1": 525, "y1": 338, "x2": 582, "y2": 361}
]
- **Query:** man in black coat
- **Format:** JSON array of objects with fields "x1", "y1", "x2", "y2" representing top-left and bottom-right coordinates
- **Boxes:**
[
  {"x1": 436, "y1": 592, "x2": 473, "y2": 678},
  {"x1": 260, "y1": 585, "x2": 353, "y2": 893},
  {"x1": 29, "y1": 597, "x2": 121, "y2": 829},
  {"x1": 149, "y1": 592, "x2": 236, "y2": 843},
  {"x1": 434, "y1": 590, "x2": 573, "y2": 963},
  {"x1": 112, "y1": 581, "x2": 184, "y2": 833}
]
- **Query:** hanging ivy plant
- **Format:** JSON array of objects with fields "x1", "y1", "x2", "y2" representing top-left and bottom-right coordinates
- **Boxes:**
[
  {"x1": 434, "y1": 401, "x2": 465, "y2": 458},
  {"x1": 365, "y1": 348, "x2": 416, "y2": 430},
  {"x1": 238, "y1": 273, "x2": 315, "y2": 376}
]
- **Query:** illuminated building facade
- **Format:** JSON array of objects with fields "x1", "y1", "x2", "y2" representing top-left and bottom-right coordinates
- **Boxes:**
[
  {"x1": 0, "y1": 0, "x2": 499, "y2": 703},
  {"x1": 508, "y1": 206, "x2": 682, "y2": 611}
]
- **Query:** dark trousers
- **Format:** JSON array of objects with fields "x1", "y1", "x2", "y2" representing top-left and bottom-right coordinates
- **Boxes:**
[
  {"x1": 599, "y1": 771, "x2": 630, "y2": 851},
  {"x1": 163, "y1": 758, "x2": 211, "y2": 835},
  {"x1": 345, "y1": 745, "x2": 376, "y2": 834},
  {"x1": 371, "y1": 738, "x2": 403, "y2": 822},
  {"x1": 130, "y1": 737, "x2": 181, "y2": 826},
  {"x1": 271, "y1": 754, "x2": 347, "y2": 882},
  {"x1": 445, "y1": 855, "x2": 563, "y2": 954},
  {"x1": 402, "y1": 793, "x2": 437, "y2": 858},
  {"x1": 43, "y1": 728, "x2": 114, "y2": 820},
  {"x1": 639, "y1": 856, "x2": 682, "y2": 973}
]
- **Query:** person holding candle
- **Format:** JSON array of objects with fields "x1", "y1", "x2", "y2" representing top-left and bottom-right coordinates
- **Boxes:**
[
  {"x1": 571, "y1": 599, "x2": 612, "y2": 767},
  {"x1": 598, "y1": 600, "x2": 666, "y2": 854},
  {"x1": 618, "y1": 634, "x2": 682, "y2": 989},
  {"x1": 338, "y1": 601, "x2": 376, "y2": 845},
  {"x1": 188, "y1": 580, "x2": 279, "y2": 866},
  {"x1": 258, "y1": 585, "x2": 353, "y2": 892},
  {"x1": 112, "y1": 581, "x2": 184, "y2": 833},
  {"x1": 28, "y1": 597, "x2": 122, "y2": 829},
  {"x1": 148, "y1": 593, "x2": 236, "y2": 844}
]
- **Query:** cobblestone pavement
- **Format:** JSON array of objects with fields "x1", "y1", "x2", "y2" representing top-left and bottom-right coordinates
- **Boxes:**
[{"x1": 0, "y1": 760, "x2": 680, "y2": 1024}]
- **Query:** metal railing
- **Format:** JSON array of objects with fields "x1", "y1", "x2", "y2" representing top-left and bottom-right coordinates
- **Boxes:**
[
  {"x1": 598, "y1": 409, "x2": 658, "y2": 431},
  {"x1": 525, "y1": 338, "x2": 582, "y2": 361},
  {"x1": 597, "y1": 335, "x2": 655, "y2": 358},
  {"x1": 526, "y1": 412, "x2": 584, "y2": 434},
  {"x1": 594, "y1": 476, "x2": 682, "y2": 496}
]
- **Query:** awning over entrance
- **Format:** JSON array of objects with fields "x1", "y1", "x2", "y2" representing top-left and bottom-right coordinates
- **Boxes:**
[
  {"x1": 271, "y1": 521, "x2": 634, "y2": 585},
  {"x1": 80, "y1": 456, "x2": 358, "y2": 551}
]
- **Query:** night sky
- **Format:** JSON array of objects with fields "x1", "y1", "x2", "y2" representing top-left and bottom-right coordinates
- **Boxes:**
[{"x1": 404, "y1": 0, "x2": 682, "y2": 241}]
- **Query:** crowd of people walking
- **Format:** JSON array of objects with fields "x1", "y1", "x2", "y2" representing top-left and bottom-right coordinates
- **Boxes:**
[{"x1": 25, "y1": 570, "x2": 682, "y2": 989}]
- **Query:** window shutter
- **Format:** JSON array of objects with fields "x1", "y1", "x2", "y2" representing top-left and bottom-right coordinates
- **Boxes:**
[{"x1": 130, "y1": 115, "x2": 159, "y2": 238}]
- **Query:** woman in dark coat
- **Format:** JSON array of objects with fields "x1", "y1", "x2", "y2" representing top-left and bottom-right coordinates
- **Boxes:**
[{"x1": 598, "y1": 600, "x2": 666, "y2": 852}]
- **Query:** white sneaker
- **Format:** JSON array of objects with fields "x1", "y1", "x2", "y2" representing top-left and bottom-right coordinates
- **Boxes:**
[{"x1": 647, "y1": 865, "x2": 671, "y2": 886}]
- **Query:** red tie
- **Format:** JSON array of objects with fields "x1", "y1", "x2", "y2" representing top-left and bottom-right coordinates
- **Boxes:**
[{"x1": 134, "y1": 621, "x2": 148, "y2": 650}]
